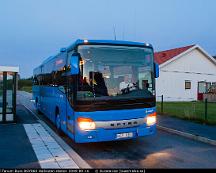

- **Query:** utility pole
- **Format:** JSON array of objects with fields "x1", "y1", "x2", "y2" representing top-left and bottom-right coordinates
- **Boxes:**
[{"x1": 113, "y1": 25, "x2": 116, "y2": 40}]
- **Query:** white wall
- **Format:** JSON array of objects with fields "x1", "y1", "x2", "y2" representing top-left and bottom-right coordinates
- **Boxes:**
[{"x1": 156, "y1": 48, "x2": 216, "y2": 101}]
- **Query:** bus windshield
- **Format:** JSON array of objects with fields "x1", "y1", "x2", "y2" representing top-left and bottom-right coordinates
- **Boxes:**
[{"x1": 77, "y1": 45, "x2": 155, "y2": 101}]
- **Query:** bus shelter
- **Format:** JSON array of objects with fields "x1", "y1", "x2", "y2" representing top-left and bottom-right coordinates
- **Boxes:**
[{"x1": 0, "y1": 66, "x2": 19, "y2": 123}]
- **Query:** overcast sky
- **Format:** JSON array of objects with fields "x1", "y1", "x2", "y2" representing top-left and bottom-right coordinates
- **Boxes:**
[{"x1": 0, "y1": 0, "x2": 216, "y2": 78}]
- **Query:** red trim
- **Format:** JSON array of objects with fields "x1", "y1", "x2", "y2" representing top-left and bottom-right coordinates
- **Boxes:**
[{"x1": 154, "y1": 45, "x2": 194, "y2": 65}]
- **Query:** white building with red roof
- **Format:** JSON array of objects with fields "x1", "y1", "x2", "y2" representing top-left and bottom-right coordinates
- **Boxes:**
[{"x1": 154, "y1": 45, "x2": 216, "y2": 101}]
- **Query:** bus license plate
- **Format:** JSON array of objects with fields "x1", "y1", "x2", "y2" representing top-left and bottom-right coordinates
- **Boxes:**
[{"x1": 116, "y1": 132, "x2": 133, "y2": 139}]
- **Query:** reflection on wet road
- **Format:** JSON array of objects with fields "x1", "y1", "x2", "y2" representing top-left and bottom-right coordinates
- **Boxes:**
[{"x1": 18, "y1": 91, "x2": 216, "y2": 168}]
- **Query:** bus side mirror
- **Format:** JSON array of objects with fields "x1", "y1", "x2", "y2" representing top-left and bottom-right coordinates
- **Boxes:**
[
  {"x1": 154, "y1": 62, "x2": 159, "y2": 78},
  {"x1": 70, "y1": 53, "x2": 80, "y2": 75}
]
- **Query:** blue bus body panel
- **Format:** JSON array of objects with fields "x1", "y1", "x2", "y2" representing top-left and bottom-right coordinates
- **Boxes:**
[
  {"x1": 33, "y1": 85, "x2": 157, "y2": 143},
  {"x1": 74, "y1": 107, "x2": 156, "y2": 143},
  {"x1": 75, "y1": 124, "x2": 156, "y2": 143},
  {"x1": 66, "y1": 39, "x2": 153, "y2": 52},
  {"x1": 33, "y1": 39, "x2": 153, "y2": 76},
  {"x1": 75, "y1": 107, "x2": 155, "y2": 121},
  {"x1": 74, "y1": 39, "x2": 152, "y2": 47},
  {"x1": 33, "y1": 86, "x2": 69, "y2": 132},
  {"x1": 33, "y1": 39, "x2": 156, "y2": 143}
]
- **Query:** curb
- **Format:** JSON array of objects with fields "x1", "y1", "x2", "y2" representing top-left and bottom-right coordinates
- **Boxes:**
[
  {"x1": 157, "y1": 125, "x2": 216, "y2": 146},
  {"x1": 23, "y1": 104, "x2": 91, "y2": 169}
]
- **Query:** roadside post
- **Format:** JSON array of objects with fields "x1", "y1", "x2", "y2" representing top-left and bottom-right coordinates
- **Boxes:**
[
  {"x1": 204, "y1": 98, "x2": 208, "y2": 123},
  {"x1": 161, "y1": 95, "x2": 164, "y2": 115}
]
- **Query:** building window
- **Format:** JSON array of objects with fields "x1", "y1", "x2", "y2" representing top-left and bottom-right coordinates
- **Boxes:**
[{"x1": 185, "y1": 80, "x2": 191, "y2": 89}]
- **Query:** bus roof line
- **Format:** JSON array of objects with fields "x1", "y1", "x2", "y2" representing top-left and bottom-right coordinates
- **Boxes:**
[
  {"x1": 34, "y1": 39, "x2": 153, "y2": 72},
  {"x1": 67, "y1": 39, "x2": 152, "y2": 52}
]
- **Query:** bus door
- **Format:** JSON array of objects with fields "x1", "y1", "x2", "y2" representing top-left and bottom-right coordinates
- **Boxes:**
[
  {"x1": 57, "y1": 85, "x2": 68, "y2": 133},
  {"x1": 65, "y1": 75, "x2": 76, "y2": 138}
]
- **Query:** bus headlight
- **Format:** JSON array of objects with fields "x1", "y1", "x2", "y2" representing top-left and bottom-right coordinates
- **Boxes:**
[
  {"x1": 77, "y1": 117, "x2": 96, "y2": 130},
  {"x1": 146, "y1": 112, "x2": 156, "y2": 126}
]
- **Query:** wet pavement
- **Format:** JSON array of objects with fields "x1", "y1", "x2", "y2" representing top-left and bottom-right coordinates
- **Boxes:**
[
  {"x1": 17, "y1": 91, "x2": 216, "y2": 168},
  {"x1": 157, "y1": 114, "x2": 216, "y2": 141},
  {"x1": 0, "y1": 105, "x2": 40, "y2": 168}
]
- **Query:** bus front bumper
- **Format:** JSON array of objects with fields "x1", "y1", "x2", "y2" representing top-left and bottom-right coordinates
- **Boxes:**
[{"x1": 74, "y1": 124, "x2": 156, "y2": 143}]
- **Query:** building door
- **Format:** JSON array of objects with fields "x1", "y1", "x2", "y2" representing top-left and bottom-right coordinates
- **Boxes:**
[{"x1": 197, "y1": 81, "x2": 211, "y2": 101}]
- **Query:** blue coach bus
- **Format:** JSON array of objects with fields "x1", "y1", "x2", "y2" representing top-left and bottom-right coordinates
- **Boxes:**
[{"x1": 33, "y1": 39, "x2": 159, "y2": 143}]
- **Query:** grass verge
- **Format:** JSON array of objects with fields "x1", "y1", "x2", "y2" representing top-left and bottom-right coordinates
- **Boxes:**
[
  {"x1": 20, "y1": 86, "x2": 32, "y2": 93},
  {"x1": 157, "y1": 101, "x2": 216, "y2": 125}
]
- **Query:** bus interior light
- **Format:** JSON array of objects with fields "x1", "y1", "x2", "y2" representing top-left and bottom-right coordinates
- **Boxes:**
[
  {"x1": 84, "y1": 39, "x2": 88, "y2": 43},
  {"x1": 80, "y1": 59, "x2": 85, "y2": 65},
  {"x1": 77, "y1": 117, "x2": 96, "y2": 130},
  {"x1": 146, "y1": 112, "x2": 156, "y2": 126}
]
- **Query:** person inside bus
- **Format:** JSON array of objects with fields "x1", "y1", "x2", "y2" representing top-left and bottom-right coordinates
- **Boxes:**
[
  {"x1": 81, "y1": 76, "x2": 92, "y2": 92},
  {"x1": 142, "y1": 80, "x2": 149, "y2": 89},
  {"x1": 89, "y1": 71, "x2": 108, "y2": 96},
  {"x1": 119, "y1": 75, "x2": 136, "y2": 94}
]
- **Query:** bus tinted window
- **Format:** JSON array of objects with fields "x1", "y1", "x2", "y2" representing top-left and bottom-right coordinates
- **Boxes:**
[{"x1": 77, "y1": 45, "x2": 154, "y2": 101}]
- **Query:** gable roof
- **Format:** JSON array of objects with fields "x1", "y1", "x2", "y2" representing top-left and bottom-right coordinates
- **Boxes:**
[
  {"x1": 154, "y1": 45, "x2": 194, "y2": 65},
  {"x1": 154, "y1": 44, "x2": 216, "y2": 68}
]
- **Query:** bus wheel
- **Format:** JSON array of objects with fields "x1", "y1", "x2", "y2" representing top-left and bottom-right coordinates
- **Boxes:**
[
  {"x1": 36, "y1": 99, "x2": 42, "y2": 114},
  {"x1": 55, "y1": 110, "x2": 64, "y2": 136}
]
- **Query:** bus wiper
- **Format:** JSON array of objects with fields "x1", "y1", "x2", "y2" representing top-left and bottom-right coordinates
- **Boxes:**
[{"x1": 121, "y1": 83, "x2": 138, "y2": 95}]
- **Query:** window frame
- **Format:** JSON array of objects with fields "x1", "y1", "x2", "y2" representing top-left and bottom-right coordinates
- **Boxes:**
[{"x1": 185, "y1": 80, "x2": 191, "y2": 90}]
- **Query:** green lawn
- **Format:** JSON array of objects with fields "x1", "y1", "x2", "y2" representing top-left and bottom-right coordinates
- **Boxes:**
[
  {"x1": 20, "y1": 86, "x2": 32, "y2": 93},
  {"x1": 157, "y1": 101, "x2": 216, "y2": 125},
  {"x1": 0, "y1": 87, "x2": 32, "y2": 94}
]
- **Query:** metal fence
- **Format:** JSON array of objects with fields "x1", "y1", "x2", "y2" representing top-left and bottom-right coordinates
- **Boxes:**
[{"x1": 156, "y1": 95, "x2": 216, "y2": 125}]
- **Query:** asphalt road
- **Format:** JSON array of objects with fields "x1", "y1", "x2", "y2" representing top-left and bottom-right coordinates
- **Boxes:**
[{"x1": 18, "y1": 91, "x2": 216, "y2": 168}]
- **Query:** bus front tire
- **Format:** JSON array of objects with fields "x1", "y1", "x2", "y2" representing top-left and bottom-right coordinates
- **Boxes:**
[
  {"x1": 55, "y1": 110, "x2": 64, "y2": 136},
  {"x1": 36, "y1": 101, "x2": 43, "y2": 115}
]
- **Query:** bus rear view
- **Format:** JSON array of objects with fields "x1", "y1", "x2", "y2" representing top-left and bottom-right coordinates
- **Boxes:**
[{"x1": 33, "y1": 40, "x2": 159, "y2": 143}]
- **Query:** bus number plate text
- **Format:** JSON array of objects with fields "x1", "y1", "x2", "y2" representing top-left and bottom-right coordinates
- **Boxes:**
[{"x1": 116, "y1": 132, "x2": 133, "y2": 139}]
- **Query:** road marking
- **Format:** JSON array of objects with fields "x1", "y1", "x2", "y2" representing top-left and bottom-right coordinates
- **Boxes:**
[
  {"x1": 24, "y1": 123, "x2": 79, "y2": 169},
  {"x1": 20, "y1": 93, "x2": 91, "y2": 168}
]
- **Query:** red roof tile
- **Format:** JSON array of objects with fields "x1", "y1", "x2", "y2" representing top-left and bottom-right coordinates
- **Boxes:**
[{"x1": 154, "y1": 45, "x2": 195, "y2": 65}]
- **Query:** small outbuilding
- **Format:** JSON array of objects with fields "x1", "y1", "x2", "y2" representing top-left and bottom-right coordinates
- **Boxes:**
[
  {"x1": 154, "y1": 45, "x2": 216, "y2": 101},
  {"x1": 0, "y1": 66, "x2": 19, "y2": 123}
]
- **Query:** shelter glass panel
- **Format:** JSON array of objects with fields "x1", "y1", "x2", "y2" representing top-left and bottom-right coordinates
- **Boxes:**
[{"x1": 6, "y1": 73, "x2": 13, "y2": 114}]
